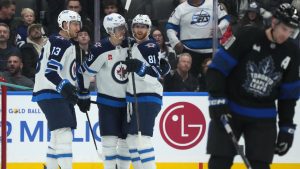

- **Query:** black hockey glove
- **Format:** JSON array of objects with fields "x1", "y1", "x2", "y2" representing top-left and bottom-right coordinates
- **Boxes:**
[
  {"x1": 275, "y1": 124, "x2": 296, "y2": 156},
  {"x1": 77, "y1": 89, "x2": 91, "y2": 112},
  {"x1": 124, "y1": 58, "x2": 147, "y2": 76},
  {"x1": 208, "y1": 96, "x2": 231, "y2": 121},
  {"x1": 57, "y1": 79, "x2": 78, "y2": 105},
  {"x1": 160, "y1": 58, "x2": 171, "y2": 76}
]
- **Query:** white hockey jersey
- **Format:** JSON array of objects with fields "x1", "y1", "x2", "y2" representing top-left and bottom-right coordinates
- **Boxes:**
[
  {"x1": 32, "y1": 34, "x2": 77, "y2": 102},
  {"x1": 126, "y1": 39, "x2": 163, "y2": 105},
  {"x1": 77, "y1": 38, "x2": 129, "y2": 107},
  {"x1": 166, "y1": 0, "x2": 230, "y2": 53}
]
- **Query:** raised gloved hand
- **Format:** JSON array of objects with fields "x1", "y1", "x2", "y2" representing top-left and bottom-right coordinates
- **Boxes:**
[
  {"x1": 208, "y1": 96, "x2": 230, "y2": 121},
  {"x1": 77, "y1": 89, "x2": 91, "y2": 112},
  {"x1": 275, "y1": 124, "x2": 296, "y2": 156},
  {"x1": 124, "y1": 58, "x2": 147, "y2": 76},
  {"x1": 57, "y1": 79, "x2": 78, "y2": 105}
]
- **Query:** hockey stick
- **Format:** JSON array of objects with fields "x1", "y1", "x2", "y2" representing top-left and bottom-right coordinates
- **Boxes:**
[
  {"x1": 220, "y1": 115, "x2": 253, "y2": 169},
  {"x1": 85, "y1": 110, "x2": 102, "y2": 160},
  {"x1": 124, "y1": 0, "x2": 142, "y2": 139}
]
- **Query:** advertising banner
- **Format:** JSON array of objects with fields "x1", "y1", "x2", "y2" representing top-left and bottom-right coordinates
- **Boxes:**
[{"x1": 3, "y1": 92, "x2": 300, "y2": 168}]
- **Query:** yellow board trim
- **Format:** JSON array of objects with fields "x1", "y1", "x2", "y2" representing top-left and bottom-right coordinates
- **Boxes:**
[{"x1": 7, "y1": 162, "x2": 300, "y2": 169}]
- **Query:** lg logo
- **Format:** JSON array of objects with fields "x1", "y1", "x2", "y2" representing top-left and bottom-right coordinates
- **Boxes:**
[{"x1": 159, "y1": 102, "x2": 206, "y2": 150}]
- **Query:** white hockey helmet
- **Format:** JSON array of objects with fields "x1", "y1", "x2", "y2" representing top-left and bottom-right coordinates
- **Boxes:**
[
  {"x1": 132, "y1": 14, "x2": 152, "y2": 28},
  {"x1": 131, "y1": 14, "x2": 152, "y2": 40},
  {"x1": 57, "y1": 10, "x2": 82, "y2": 30},
  {"x1": 103, "y1": 13, "x2": 126, "y2": 34}
]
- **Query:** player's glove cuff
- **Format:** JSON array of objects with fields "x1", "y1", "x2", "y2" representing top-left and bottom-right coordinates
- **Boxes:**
[
  {"x1": 275, "y1": 124, "x2": 296, "y2": 156},
  {"x1": 208, "y1": 97, "x2": 230, "y2": 121},
  {"x1": 57, "y1": 79, "x2": 70, "y2": 93},
  {"x1": 279, "y1": 124, "x2": 296, "y2": 134},
  {"x1": 57, "y1": 79, "x2": 78, "y2": 105},
  {"x1": 77, "y1": 89, "x2": 91, "y2": 112},
  {"x1": 78, "y1": 89, "x2": 90, "y2": 99}
]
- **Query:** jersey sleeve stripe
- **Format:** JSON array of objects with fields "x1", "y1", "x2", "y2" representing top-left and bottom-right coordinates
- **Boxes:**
[
  {"x1": 218, "y1": 15, "x2": 231, "y2": 23},
  {"x1": 209, "y1": 47, "x2": 237, "y2": 76},
  {"x1": 83, "y1": 62, "x2": 97, "y2": 74},
  {"x1": 45, "y1": 68, "x2": 57, "y2": 73},
  {"x1": 48, "y1": 59, "x2": 63, "y2": 70},
  {"x1": 165, "y1": 22, "x2": 180, "y2": 32},
  {"x1": 279, "y1": 80, "x2": 300, "y2": 99},
  {"x1": 182, "y1": 38, "x2": 215, "y2": 49}
]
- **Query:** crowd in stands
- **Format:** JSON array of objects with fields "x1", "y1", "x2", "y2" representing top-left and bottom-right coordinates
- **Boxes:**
[{"x1": 0, "y1": 0, "x2": 299, "y2": 92}]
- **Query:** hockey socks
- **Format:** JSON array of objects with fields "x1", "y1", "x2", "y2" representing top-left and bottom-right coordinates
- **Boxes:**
[
  {"x1": 52, "y1": 128, "x2": 73, "y2": 169},
  {"x1": 102, "y1": 136, "x2": 118, "y2": 169},
  {"x1": 126, "y1": 134, "x2": 156, "y2": 169},
  {"x1": 117, "y1": 139, "x2": 131, "y2": 169},
  {"x1": 46, "y1": 145, "x2": 58, "y2": 169}
]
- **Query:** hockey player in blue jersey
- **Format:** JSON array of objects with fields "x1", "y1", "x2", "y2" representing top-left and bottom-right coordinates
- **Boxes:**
[
  {"x1": 32, "y1": 10, "x2": 81, "y2": 169},
  {"x1": 76, "y1": 13, "x2": 131, "y2": 169},
  {"x1": 206, "y1": 3, "x2": 300, "y2": 169},
  {"x1": 123, "y1": 14, "x2": 170, "y2": 169}
]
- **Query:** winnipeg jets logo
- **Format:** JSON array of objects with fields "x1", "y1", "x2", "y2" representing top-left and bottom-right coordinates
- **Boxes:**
[
  {"x1": 252, "y1": 44, "x2": 261, "y2": 52},
  {"x1": 111, "y1": 61, "x2": 128, "y2": 84},
  {"x1": 191, "y1": 10, "x2": 210, "y2": 26},
  {"x1": 145, "y1": 43, "x2": 156, "y2": 48},
  {"x1": 94, "y1": 42, "x2": 102, "y2": 48},
  {"x1": 69, "y1": 60, "x2": 76, "y2": 81},
  {"x1": 243, "y1": 56, "x2": 282, "y2": 97}
]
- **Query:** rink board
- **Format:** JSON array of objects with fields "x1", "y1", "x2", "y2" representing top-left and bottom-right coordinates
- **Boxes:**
[{"x1": 2, "y1": 92, "x2": 300, "y2": 169}]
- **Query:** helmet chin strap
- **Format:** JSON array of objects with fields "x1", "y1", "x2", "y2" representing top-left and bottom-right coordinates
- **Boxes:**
[{"x1": 61, "y1": 22, "x2": 71, "y2": 39}]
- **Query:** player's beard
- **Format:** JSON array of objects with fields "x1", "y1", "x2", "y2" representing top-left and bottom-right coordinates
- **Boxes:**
[{"x1": 133, "y1": 32, "x2": 148, "y2": 41}]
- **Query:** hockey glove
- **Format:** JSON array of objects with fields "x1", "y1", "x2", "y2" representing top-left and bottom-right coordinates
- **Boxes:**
[
  {"x1": 208, "y1": 97, "x2": 231, "y2": 121},
  {"x1": 124, "y1": 58, "x2": 147, "y2": 76},
  {"x1": 160, "y1": 58, "x2": 171, "y2": 76},
  {"x1": 77, "y1": 89, "x2": 91, "y2": 112},
  {"x1": 57, "y1": 79, "x2": 78, "y2": 105},
  {"x1": 275, "y1": 124, "x2": 296, "y2": 156}
]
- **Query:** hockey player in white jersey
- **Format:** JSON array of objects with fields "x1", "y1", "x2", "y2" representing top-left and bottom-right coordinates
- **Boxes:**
[
  {"x1": 166, "y1": 0, "x2": 230, "y2": 78},
  {"x1": 123, "y1": 14, "x2": 170, "y2": 169},
  {"x1": 76, "y1": 13, "x2": 131, "y2": 169},
  {"x1": 32, "y1": 10, "x2": 81, "y2": 169}
]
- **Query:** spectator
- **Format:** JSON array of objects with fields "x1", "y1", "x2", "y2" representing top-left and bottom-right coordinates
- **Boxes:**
[
  {"x1": 15, "y1": 8, "x2": 36, "y2": 48},
  {"x1": 0, "y1": 0, "x2": 16, "y2": 45},
  {"x1": 198, "y1": 57, "x2": 212, "y2": 92},
  {"x1": 100, "y1": 0, "x2": 123, "y2": 38},
  {"x1": 0, "y1": 23, "x2": 20, "y2": 72},
  {"x1": 0, "y1": 0, "x2": 16, "y2": 25},
  {"x1": 232, "y1": 1, "x2": 265, "y2": 34},
  {"x1": 46, "y1": 0, "x2": 65, "y2": 34},
  {"x1": 151, "y1": 28, "x2": 177, "y2": 70},
  {"x1": 74, "y1": 26, "x2": 96, "y2": 91},
  {"x1": 0, "y1": 54, "x2": 34, "y2": 91},
  {"x1": 66, "y1": 0, "x2": 94, "y2": 40},
  {"x1": 166, "y1": 0, "x2": 230, "y2": 79},
  {"x1": 75, "y1": 26, "x2": 91, "y2": 64},
  {"x1": 164, "y1": 53, "x2": 199, "y2": 92},
  {"x1": 20, "y1": 24, "x2": 48, "y2": 80}
]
